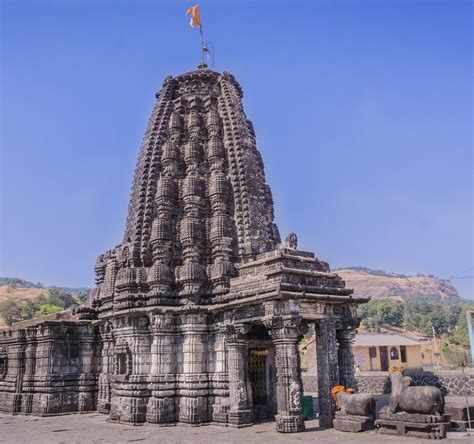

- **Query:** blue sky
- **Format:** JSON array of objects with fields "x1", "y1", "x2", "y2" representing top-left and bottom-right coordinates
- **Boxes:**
[{"x1": 1, "y1": 0, "x2": 472, "y2": 298}]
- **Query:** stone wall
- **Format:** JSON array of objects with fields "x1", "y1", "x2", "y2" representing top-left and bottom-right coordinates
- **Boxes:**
[
  {"x1": 302, "y1": 370, "x2": 474, "y2": 396},
  {"x1": 0, "y1": 320, "x2": 98, "y2": 415}
]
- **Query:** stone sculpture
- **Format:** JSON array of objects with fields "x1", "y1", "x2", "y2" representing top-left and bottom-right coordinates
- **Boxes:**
[
  {"x1": 0, "y1": 65, "x2": 368, "y2": 433},
  {"x1": 389, "y1": 371, "x2": 444, "y2": 415},
  {"x1": 289, "y1": 381, "x2": 301, "y2": 410},
  {"x1": 332, "y1": 386, "x2": 376, "y2": 432},
  {"x1": 376, "y1": 369, "x2": 450, "y2": 439},
  {"x1": 284, "y1": 233, "x2": 298, "y2": 250}
]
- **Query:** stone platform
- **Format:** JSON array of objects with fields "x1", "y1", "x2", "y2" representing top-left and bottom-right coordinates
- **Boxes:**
[
  {"x1": 1, "y1": 413, "x2": 472, "y2": 444},
  {"x1": 445, "y1": 402, "x2": 474, "y2": 431},
  {"x1": 376, "y1": 408, "x2": 450, "y2": 439},
  {"x1": 333, "y1": 412, "x2": 374, "y2": 432}
]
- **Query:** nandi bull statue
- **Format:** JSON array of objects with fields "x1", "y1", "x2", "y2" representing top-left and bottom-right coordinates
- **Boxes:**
[
  {"x1": 332, "y1": 385, "x2": 377, "y2": 432},
  {"x1": 376, "y1": 367, "x2": 450, "y2": 439},
  {"x1": 389, "y1": 368, "x2": 444, "y2": 415}
]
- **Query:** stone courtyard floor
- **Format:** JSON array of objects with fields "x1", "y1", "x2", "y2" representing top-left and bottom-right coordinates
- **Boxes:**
[{"x1": 0, "y1": 413, "x2": 472, "y2": 444}]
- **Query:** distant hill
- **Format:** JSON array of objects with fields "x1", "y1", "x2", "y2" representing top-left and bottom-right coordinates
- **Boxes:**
[
  {"x1": 335, "y1": 267, "x2": 460, "y2": 303},
  {"x1": 0, "y1": 277, "x2": 88, "y2": 295},
  {"x1": 0, "y1": 285, "x2": 46, "y2": 304},
  {"x1": 0, "y1": 277, "x2": 90, "y2": 328},
  {"x1": 0, "y1": 269, "x2": 463, "y2": 328}
]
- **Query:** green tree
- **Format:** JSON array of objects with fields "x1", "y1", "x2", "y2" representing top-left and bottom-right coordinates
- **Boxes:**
[
  {"x1": 20, "y1": 299, "x2": 42, "y2": 319},
  {"x1": 76, "y1": 291, "x2": 89, "y2": 303},
  {"x1": 358, "y1": 300, "x2": 404, "y2": 330},
  {"x1": 0, "y1": 299, "x2": 22, "y2": 326},
  {"x1": 46, "y1": 288, "x2": 77, "y2": 309},
  {"x1": 37, "y1": 304, "x2": 63, "y2": 316},
  {"x1": 375, "y1": 300, "x2": 404, "y2": 326},
  {"x1": 9, "y1": 278, "x2": 22, "y2": 289}
]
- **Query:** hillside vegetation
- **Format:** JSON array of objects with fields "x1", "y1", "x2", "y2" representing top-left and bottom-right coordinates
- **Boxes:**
[
  {"x1": 0, "y1": 277, "x2": 88, "y2": 327},
  {"x1": 336, "y1": 267, "x2": 460, "y2": 302},
  {"x1": 335, "y1": 267, "x2": 473, "y2": 365}
]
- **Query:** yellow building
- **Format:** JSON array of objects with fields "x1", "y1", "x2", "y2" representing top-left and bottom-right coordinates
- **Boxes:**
[{"x1": 353, "y1": 333, "x2": 423, "y2": 371}]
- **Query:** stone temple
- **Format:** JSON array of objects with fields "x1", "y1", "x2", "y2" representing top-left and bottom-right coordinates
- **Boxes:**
[{"x1": 0, "y1": 66, "x2": 367, "y2": 432}]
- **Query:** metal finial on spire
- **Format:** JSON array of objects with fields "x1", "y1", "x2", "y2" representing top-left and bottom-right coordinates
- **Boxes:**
[{"x1": 186, "y1": 5, "x2": 214, "y2": 69}]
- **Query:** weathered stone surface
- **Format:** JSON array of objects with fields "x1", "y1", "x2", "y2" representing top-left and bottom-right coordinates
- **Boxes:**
[
  {"x1": 444, "y1": 403, "x2": 474, "y2": 431},
  {"x1": 333, "y1": 390, "x2": 376, "y2": 432},
  {"x1": 379, "y1": 406, "x2": 449, "y2": 423},
  {"x1": 336, "y1": 391, "x2": 376, "y2": 418},
  {"x1": 376, "y1": 371, "x2": 448, "y2": 439},
  {"x1": 389, "y1": 371, "x2": 444, "y2": 416},
  {"x1": 0, "y1": 66, "x2": 367, "y2": 433},
  {"x1": 376, "y1": 418, "x2": 449, "y2": 439},
  {"x1": 334, "y1": 416, "x2": 374, "y2": 432},
  {"x1": 6, "y1": 414, "x2": 472, "y2": 443}
]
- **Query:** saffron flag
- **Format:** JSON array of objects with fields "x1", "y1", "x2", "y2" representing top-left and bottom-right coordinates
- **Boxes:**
[{"x1": 186, "y1": 5, "x2": 201, "y2": 28}]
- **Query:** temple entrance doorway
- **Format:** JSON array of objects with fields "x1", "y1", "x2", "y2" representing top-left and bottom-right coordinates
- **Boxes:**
[
  {"x1": 248, "y1": 346, "x2": 275, "y2": 421},
  {"x1": 246, "y1": 324, "x2": 277, "y2": 422},
  {"x1": 250, "y1": 348, "x2": 268, "y2": 406}
]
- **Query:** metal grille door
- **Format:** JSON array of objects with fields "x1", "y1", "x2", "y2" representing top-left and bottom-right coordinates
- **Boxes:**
[{"x1": 249, "y1": 349, "x2": 268, "y2": 406}]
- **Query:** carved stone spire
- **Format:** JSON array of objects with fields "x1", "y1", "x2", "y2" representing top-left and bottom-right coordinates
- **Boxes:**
[{"x1": 94, "y1": 68, "x2": 280, "y2": 313}]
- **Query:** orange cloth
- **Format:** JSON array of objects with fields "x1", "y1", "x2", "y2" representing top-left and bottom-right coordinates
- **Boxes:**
[{"x1": 186, "y1": 5, "x2": 201, "y2": 28}]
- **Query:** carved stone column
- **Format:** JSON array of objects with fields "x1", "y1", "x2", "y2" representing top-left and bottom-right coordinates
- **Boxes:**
[
  {"x1": 147, "y1": 313, "x2": 177, "y2": 424},
  {"x1": 21, "y1": 328, "x2": 36, "y2": 414},
  {"x1": 316, "y1": 319, "x2": 339, "y2": 428},
  {"x1": 109, "y1": 315, "x2": 150, "y2": 424},
  {"x1": 178, "y1": 313, "x2": 209, "y2": 424},
  {"x1": 265, "y1": 317, "x2": 305, "y2": 433},
  {"x1": 222, "y1": 323, "x2": 252, "y2": 427},
  {"x1": 337, "y1": 327, "x2": 357, "y2": 391},
  {"x1": 97, "y1": 321, "x2": 114, "y2": 414},
  {"x1": 77, "y1": 324, "x2": 97, "y2": 413},
  {"x1": 32, "y1": 325, "x2": 55, "y2": 415},
  {"x1": 208, "y1": 325, "x2": 228, "y2": 423}
]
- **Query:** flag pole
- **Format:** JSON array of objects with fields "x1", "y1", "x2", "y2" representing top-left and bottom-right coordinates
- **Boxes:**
[{"x1": 199, "y1": 24, "x2": 205, "y2": 66}]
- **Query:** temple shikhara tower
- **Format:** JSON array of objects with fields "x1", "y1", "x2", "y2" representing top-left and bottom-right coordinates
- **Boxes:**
[{"x1": 0, "y1": 66, "x2": 367, "y2": 432}]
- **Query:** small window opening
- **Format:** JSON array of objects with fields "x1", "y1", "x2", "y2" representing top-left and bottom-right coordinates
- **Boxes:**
[
  {"x1": 390, "y1": 346, "x2": 399, "y2": 360},
  {"x1": 0, "y1": 352, "x2": 7, "y2": 379}
]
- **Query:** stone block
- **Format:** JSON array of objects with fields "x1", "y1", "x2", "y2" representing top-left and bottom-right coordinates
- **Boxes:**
[
  {"x1": 334, "y1": 412, "x2": 374, "y2": 432},
  {"x1": 228, "y1": 409, "x2": 252, "y2": 427},
  {"x1": 334, "y1": 418, "x2": 374, "y2": 432},
  {"x1": 375, "y1": 418, "x2": 449, "y2": 439},
  {"x1": 445, "y1": 403, "x2": 474, "y2": 431},
  {"x1": 275, "y1": 414, "x2": 305, "y2": 433}
]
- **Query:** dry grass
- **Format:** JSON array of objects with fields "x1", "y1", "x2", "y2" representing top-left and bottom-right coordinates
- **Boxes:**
[
  {"x1": 336, "y1": 268, "x2": 459, "y2": 302},
  {"x1": 0, "y1": 286, "x2": 47, "y2": 327}
]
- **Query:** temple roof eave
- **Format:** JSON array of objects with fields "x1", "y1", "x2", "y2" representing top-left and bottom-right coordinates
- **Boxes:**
[{"x1": 93, "y1": 289, "x2": 367, "y2": 320}]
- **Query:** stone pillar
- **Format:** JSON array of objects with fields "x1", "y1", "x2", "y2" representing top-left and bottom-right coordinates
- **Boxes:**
[
  {"x1": 265, "y1": 317, "x2": 305, "y2": 433},
  {"x1": 208, "y1": 326, "x2": 229, "y2": 423},
  {"x1": 77, "y1": 324, "x2": 97, "y2": 413},
  {"x1": 31, "y1": 324, "x2": 58, "y2": 415},
  {"x1": 97, "y1": 321, "x2": 113, "y2": 414},
  {"x1": 316, "y1": 319, "x2": 339, "y2": 428},
  {"x1": 109, "y1": 315, "x2": 150, "y2": 424},
  {"x1": 21, "y1": 328, "x2": 36, "y2": 414},
  {"x1": 147, "y1": 313, "x2": 177, "y2": 424},
  {"x1": 4, "y1": 330, "x2": 26, "y2": 414},
  {"x1": 178, "y1": 313, "x2": 209, "y2": 424},
  {"x1": 337, "y1": 327, "x2": 357, "y2": 391},
  {"x1": 222, "y1": 323, "x2": 252, "y2": 427}
]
